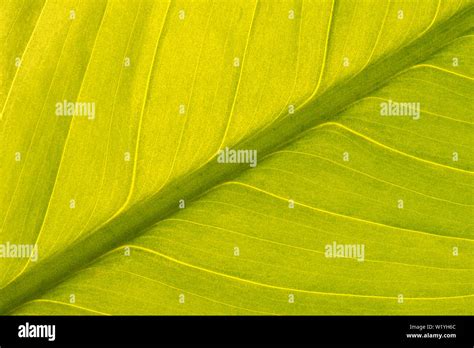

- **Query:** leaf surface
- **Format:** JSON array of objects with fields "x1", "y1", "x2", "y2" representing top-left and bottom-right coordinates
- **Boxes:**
[{"x1": 0, "y1": 0, "x2": 473, "y2": 315}]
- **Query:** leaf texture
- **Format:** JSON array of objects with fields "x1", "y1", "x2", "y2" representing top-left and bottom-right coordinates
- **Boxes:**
[{"x1": 0, "y1": 0, "x2": 473, "y2": 315}]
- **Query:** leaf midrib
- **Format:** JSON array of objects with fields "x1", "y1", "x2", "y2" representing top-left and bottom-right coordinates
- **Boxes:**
[{"x1": 1, "y1": 5, "x2": 473, "y2": 314}]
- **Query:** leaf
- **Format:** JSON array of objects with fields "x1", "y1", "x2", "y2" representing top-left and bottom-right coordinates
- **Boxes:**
[{"x1": 0, "y1": 0, "x2": 473, "y2": 315}]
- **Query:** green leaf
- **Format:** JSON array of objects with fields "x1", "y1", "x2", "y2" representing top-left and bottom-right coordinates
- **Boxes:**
[{"x1": 0, "y1": 0, "x2": 473, "y2": 315}]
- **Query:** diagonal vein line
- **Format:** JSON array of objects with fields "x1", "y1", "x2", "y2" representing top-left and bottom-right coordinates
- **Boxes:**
[
  {"x1": 154, "y1": 234, "x2": 472, "y2": 287},
  {"x1": 312, "y1": 122, "x2": 473, "y2": 174},
  {"x1": 98, "y1": 0, "x2": 171, "y2": 224},
  {"x1": 217, "y1": 0, "x2": 259, "y2": 150},
  {"x1": 356, "y1": 96, "x2": 474, "y2": 125},
  {"x1": 268, "y1": 150, "x2": 472, "y2": 207},
  {"x1": 0, "y1": 0, "x2": 78, "y2": 286},
  {"x1": 112, "y1": 269, "x2": 276, "y2": 315},
  {"x1": 243, "y1": 0, "x2": 335, "y2": 145},
  {"x1": 1, "y1": 0, "x2": 77, "y2": 225},
  {"x1": 162, "y1": 218, "x2": 473, "y2": 271},
  {"x1": 29, "y1": 0, "x2": 110, "y2": 243},
  {"x1": 416, "y1": 0, "x2": 441, "y2": 39},
  {"x1": 126, "y1": 245, "x2": 474, "y2": 301},
  {"x1": 267, "y1": 0, "x2": 304, "y2": 128},
  {"x1": 355, "y1": 0, "x2": 390, "y2": 75},
  {"x1": 2, "y1": 0, "x2": 26, "y2": 46},
  {"x1": 1, "y1": 0, "x2": 110, "y2": 290},
  {"x1": 212, "y1": 181, "x2": 473, "y2": 242},
  {"x1": 410, "y1": 63, "x2": 474, "y2": 80},
  {"x1": 185, "y1": 5, "x2": 238, "y2": 166},
  {"x1": 0, "y1": 0, "x2": 48, "y2": 119},
  {"x1": 1, "y1": 3, "x2": 473, "y2": 314},
  {"x1": 71, "y1": 0, "x2": 144, "y2": 244},
  {"x1": 15, "y1": 299, "x2": 111, "y2": 316},
  {"x1": 158, "y1": 1, "x2": 216, "y2": 192},
  {"x1": 310, "y1": 0, "x2": 334, "y2": 98}
]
